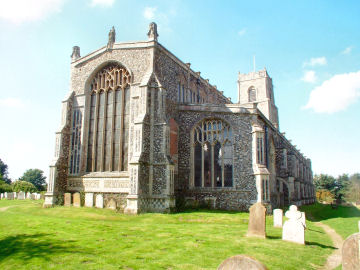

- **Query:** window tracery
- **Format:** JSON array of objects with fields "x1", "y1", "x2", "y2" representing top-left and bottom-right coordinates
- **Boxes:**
[
  {"x1": 86, "y1": 64, "x2": 131, "y2": 172},
  {"x1": 192, "y1": 119, "x2": 233, "y2": 188}
]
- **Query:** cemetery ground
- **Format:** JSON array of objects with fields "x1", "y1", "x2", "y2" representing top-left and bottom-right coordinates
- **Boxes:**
[{"x1": 0, "y1": 201, "x2": 359, "y2": 270}]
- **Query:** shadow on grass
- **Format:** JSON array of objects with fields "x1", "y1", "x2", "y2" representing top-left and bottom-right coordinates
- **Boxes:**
[
  {"x1": 305, "y1": 241, "x2": 337, "y2": 249},
  {"x1": 301, "y1": 203, "x2": 360, "y2": 222},
  {"x1": 0, "y1": 233, "x2": 90, "y2": 262}
]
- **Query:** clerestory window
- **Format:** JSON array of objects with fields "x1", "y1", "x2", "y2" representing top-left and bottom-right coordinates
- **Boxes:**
[
  {"x1": 192, "y1": 119, "x2": 233, "y2": 188},
  {"x1": 86, "y1": 64, "x2": 131, "y2": 172}
]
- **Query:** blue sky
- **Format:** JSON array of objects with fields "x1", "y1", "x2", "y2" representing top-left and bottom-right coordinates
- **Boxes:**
[{"x1": 0, "y1": 0, "x2": 359, "y2": 180}]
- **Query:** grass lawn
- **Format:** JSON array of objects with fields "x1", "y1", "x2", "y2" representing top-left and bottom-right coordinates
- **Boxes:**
[
  {"x1": 0, "y1": 200, "x2": 334, "y2": 270},
  {"x1": 301, "y1": 203, "x2": 360, "y2": 239}
]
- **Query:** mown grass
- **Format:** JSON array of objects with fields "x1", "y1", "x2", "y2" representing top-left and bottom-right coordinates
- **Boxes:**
[
  {"x1": 301, "y1": 202, "x2": 360, "y2": 239},
  {"x1": 0, "y1": 200, "x2": 335, "y2": 270}
]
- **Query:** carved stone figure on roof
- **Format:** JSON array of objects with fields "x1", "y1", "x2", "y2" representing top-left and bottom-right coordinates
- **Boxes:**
[
  {"x1": 107, "y1": 26, "x2": 115, "y2": 49},
  {"x1": 147, "y1": 22, "x2": 158, "y2": 41}
]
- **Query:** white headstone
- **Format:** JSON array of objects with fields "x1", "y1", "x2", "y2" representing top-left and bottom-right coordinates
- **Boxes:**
[
  {"x1": 18, "y1": 191, "x2": 25, "y2": 200},
  {"x1": 26, "y1": 192, "x2": 31, "y2": 199},
  {"x1": 36, "y1": 193, "x2": 41, "y2": 200},
  {"x1": 282, "y1": 205, "x2": 305, "y2": 245},
  {"x1": 30, "y1": 193, "x2": 36, "y2": 200},
  {"x1": 273, "y1": 209, "x2": 283, "y2": 228},
  {"x1": 13, "y1": 192, "x2": 17, "y2": 199},
  {"x1": 0, "y1": 193, "x2": 3, "y2": 199},
  {"x1": 85, "y1": 193, "x2": 94, "y2": 207},
  {"x1": 95, "y1": 194, "x2": 103, "y2": 208}
]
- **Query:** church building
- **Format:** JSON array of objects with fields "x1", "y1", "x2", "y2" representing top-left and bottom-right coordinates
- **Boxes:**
[{"x1": 44, "y1": 23, "x2": 316, "y2": 213}]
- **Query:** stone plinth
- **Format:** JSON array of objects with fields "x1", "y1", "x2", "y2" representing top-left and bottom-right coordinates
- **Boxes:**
[
  {"x1": 85, "y1": 193, "x2": 94, "y2": 207},
  {"x1": 247, "y1": 202, "x2": 266, "y2": 238},
  {"x1": 73, "y1": 193, "x2": 81, "y2": 207},
  {"x1": 64, "y1": 193, "x2": 71, "y2": 206},
  {"x1": 273, "y1": 209, "x2": 283, "y2": 228},
  {"x1": 282, "y1": 205, "x2": 305, "y2": 245},
  {"x1": 342, "y1": 232, "x2": 360, "y2": 270},
  {"x1": 218, "y1": 255, "x2": 268, "y2": 270},
  {"x1": 95, "y1": 194, "x2": 104, "y2": 208}
]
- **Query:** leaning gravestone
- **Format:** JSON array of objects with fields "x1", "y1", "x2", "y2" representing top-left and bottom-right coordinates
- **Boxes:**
[
  {"x1": 247, "y1": 202, "x2": 266, "y2": 238},
  {"x1": 273, "y1": 209, "x2": 283, "y2": 228},
  {"x1": 64, "y1": 193, "x2": 71, "y2": 206},
  {"x1": 342, "y1": 232, "x2": 360, "y2": 270},
  {"x1": 282, "y1": 205, "x2": 305, "y2": 245},
  {"x1": 95, "y1": 194, "x2": 104, "y2": 208},
  {"x1": 73, "y1": 193, "x2": 81, "y2": 207},
  {"x1": 217, "y1": 255, "x2": 268, "y2": 270},
  {"x1": 106, "y1": 198, "x2": 117, "y2": 210},
  {"x1": 84, "y1": 193, "x2": 94, "y2": 207},
  {"x1": 18, "y1": 191, "x2": 25, "y2": 200}
]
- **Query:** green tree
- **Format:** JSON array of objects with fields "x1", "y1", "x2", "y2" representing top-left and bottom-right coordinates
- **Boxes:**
[
  {"x1": 12, "y1": 180, "x2": 37, "y2": 193},
  {"x1": 345, "y1": 173, "x2": 360, "y2": 203},
  {"x1": 19, "y1": 169, "x2": 46, "y2": 191},
  {"x1": 0, "y1": 158, "x2": 11, "y2": 184},
  {"x1": 0, "y1": 179, "x2": 12, "y2": 193}
]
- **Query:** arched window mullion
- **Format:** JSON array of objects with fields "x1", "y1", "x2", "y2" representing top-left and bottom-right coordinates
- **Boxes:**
[
  {"x1": 92, "y1": 91, "x2": 100, "y2": 172},
  {"x1": 109, "y1": 88, "x2": 116, "y2": 171},
  {"x1": 118, "y1": 86, "x2": 125, "y2": 171},
  {"x1": 100, "y1": 91, "x2": 108, "y2": 171}
]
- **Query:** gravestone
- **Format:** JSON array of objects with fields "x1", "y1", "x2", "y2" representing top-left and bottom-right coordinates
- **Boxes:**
[
  {"x1": 13, "y1": 192, "x2": 17, "y2": 199},
  {"x1": 217, "y1": 255, "x2": 268, "y2": 270},
  {"x1": 5, "y1": 192, "x2": 14, "y2": 200},
  {"x1": 36, "y1": 193, "x2": 41, "y2": 200},
  {"x1": 26, "y1": 192, "x2": 31, "y2": 199},
  {"x1": 342, "y1": 232, "x2": 360, "y2": 270},
  {"x1": 18, "y1": 191, "x2": 25, "y2": 200},
  {"x1": 106, "y1": 198, "x2": 117, "y2": 210},
  {"x1": 73, "y1": 193, "x2": 81, "y2": 207},
  {"x1": 64, "y1": 193, "x2": 71, "y2": 206},
  {"x1": 273, "y1": 209, "x2": 283, "y2": 228},
  {"x1": 282, "y1": 205, "x2": 305, "y2": 245},
  {"x1": 0, "y1": 193, "x2": 3, "y2": 199},
  {"x1": 30, "y1": 193, "x2": 36, "y2": 200},
  {"x1": 247, "y1": 202, "x2": 266, "y2": 238},
  {"x1": 95, "y1": 194, "x2": 104, "y2": 208},
  {"x1": 84, "y1": 193, "x2": 94, "y2": 207}
]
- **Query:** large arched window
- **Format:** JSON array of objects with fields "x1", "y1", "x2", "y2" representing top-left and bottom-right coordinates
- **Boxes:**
[
  {"x1": 192, "y1": 119, "x2": 233, "y2": 187},
  {"x1": 86, "y1": 64, "x2": 131, "y2": 172},
  {"x1": 248, "y1": 86, "x2": 256, "y2": 102}
]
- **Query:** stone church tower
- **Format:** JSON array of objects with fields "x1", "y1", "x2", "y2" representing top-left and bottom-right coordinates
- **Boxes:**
[{"x1": 238, "y1": 69, "x2": 279, "y2": 129}]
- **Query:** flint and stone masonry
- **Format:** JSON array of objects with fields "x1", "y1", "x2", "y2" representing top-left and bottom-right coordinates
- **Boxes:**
[{"x1": 43, "y1": 23, "x2": 316, "y2": 213}]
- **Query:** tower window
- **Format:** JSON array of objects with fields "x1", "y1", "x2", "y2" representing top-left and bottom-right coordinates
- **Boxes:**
[{"x1": 248, "y1": 86, "x2": 256, "y2": 102}]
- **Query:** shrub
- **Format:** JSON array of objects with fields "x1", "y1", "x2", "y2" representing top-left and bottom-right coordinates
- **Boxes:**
[
  {"x1": 12, "y1": 180, "x2": 37, "y2": 193},
  {"x1": 316, "y1": 189, "x2": 335, "y2": 204},
  {"x1": 0, "y1": 180, "x2": 12, "y2": 193}
]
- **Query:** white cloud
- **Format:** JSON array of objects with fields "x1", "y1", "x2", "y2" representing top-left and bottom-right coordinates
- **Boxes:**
[
  {"x1": 90, "y1": 0, "x2": 115, "y2": 7},
  {"x1": 303, "y1": 71, "x2": 360, "y2": 113},
  {"x1": 301, "y1": 70, "x2": 317, "y2": 83},
  {"x1": 238, "y1": 28, "x2": 246, "y2": 36},
  {"x1": 0, "y1": 97, "x2": 26, "y2": 109},
  {"x1": 143, "y1": 7, "x2": 157, "y2": 20},
  {"x1": 341, "y1": 46, "x2": 353, "y2": 55},
  {"x1": 0, "y1": 0, "x2": 65, "y2": 24},
  {"x1": 303, "y1": 57, "x2": 327, "y2": 67}
]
